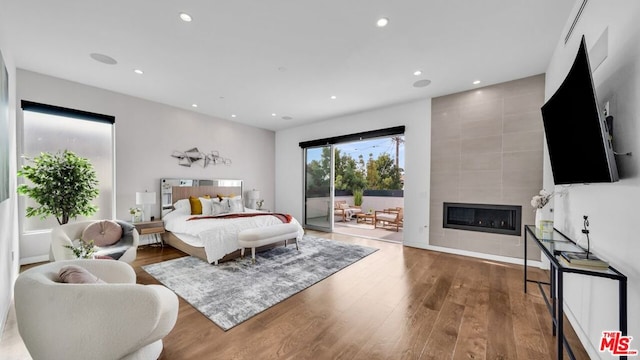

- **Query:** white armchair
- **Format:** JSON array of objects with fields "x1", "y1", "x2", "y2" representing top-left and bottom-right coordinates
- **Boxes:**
[
  {"x1": 51, "y1": 220, "x2": 139, "y2": 263},
  {"x1": 14, "y1": 259, "x2": 178, "y2": 360}
]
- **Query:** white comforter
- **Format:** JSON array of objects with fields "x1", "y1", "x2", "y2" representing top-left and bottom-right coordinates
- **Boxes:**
[{"x1": 163, "y1": 209, "x2": 303, "y2": 263}]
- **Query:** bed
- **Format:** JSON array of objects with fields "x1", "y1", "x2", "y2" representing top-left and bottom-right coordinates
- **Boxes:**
[{"x1": 160, "y1": 179, "x2": 304, "y2": 264}]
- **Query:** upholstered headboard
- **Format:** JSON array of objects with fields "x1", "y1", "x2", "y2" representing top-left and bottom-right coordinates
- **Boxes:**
[{"x1": 160, "y1": 178, "x2": 242, "y2": 216}]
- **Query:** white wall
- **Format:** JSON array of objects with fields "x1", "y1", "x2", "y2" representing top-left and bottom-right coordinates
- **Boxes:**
[
  {"x1": 16, "y1": 70, "x2": 276, "y2": 262},
  {"x1": 545, "y1": 1, "x2": 640, "y2": 358},
  {"x1": 275, "y1": 99, "x2": 431, "y2": 249},
  {"x1": 0, "y1": 37, "x2": 19, "y2": 335}
]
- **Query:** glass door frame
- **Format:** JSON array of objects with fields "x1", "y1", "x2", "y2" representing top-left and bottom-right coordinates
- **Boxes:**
[{"x1": 303, "y1": 144, "x2": 335, "y2": 232}]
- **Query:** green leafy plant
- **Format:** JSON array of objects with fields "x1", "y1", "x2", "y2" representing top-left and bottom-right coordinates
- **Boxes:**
[
  {"x1": 353, "y1": 189, "x2": 363, "y2": 207},
  {"x1": 64, "y1": 239, "x2": 96, "y2": 259},
  {"x1": 17, "y1": 150, "x2": 99, "y2": 225}
]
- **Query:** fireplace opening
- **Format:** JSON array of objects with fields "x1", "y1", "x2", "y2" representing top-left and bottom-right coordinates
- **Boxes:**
[{"x1": 443, "y1": 202, "x2": 522, "y2": 236}]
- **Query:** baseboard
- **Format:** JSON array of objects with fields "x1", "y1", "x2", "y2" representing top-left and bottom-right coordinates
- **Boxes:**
[
  {"x1": 562, "y1": 301, "x2": 598, "y2": 359},
  {"x1": 404, "y1": 242, "x2": 543, "y2": 267},
  {"x1": 0, "y1": 295, "x2": 9, "y2": 344},
  {"x1": 19, "y1": 255, "x2": 49, "y2": 265}
]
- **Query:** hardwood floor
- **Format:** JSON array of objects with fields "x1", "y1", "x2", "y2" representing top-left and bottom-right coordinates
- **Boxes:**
[
  {"x1": 138, "y1": 231, "x2": 588, "y2": 360},
  {"x1": 2, "y1": 230, "x2": 590, "y2": 359}
]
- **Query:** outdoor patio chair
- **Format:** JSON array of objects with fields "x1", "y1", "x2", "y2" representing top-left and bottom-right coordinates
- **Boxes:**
[
  {"x1": 374, "y1": 207, "x2": 403, "y2": 231},
  {"x1": 334, "y1": 200, "x2": 362, "y2": 222}
]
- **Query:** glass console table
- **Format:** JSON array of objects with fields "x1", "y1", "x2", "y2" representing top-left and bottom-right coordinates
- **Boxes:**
[{"x1": 523, "y1": 225, "x2": 627, "y2": 360}]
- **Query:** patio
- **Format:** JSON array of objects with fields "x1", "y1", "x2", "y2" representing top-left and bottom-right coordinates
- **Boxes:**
[
  {"x1": 333, "y1": 217, "x2": 403, "y2": 243},
  {"x1": 305, "y1": 195, "x2": 404, "y2": 243}
]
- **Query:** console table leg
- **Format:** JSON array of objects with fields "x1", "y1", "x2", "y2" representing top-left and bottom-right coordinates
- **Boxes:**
[
  {"x1": 524, "y1": 232, "x2": 528, "y2": 293},
  {"x1": 551, "y1": 266, "x2": 556, "y2": 336},
  {"x1": 621, "y1": 279, "x2": 628, "y2": 360},
  {"x1": 557, "y1": 271, "x2": 564, "y2": 358}
]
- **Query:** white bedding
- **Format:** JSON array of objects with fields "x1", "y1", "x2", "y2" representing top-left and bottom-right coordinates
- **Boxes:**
[{"x1": 163, "y1": 208, "x2": 303, "y2": 263}]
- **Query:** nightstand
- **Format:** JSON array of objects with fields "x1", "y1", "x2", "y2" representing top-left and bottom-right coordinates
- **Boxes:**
[{"x1": 133, "y1": 220, "x2": 165, "y2": 247}]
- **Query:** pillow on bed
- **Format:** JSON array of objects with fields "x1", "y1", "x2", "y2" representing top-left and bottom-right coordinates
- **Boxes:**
[
  {"x1": 200, "y1": 197, "x2": 213, "y2": 215},
  {"x1": 229, "y1": 197, "x2": 244, "y2": 213},
  {"x1": 189, "y1": 196, "x2": 203, "y2": 215},
  {"x1": 212, "y1": 201, "x2": 225, "y2": 215},
  {"x1": 217, "y1": 193, "x2": 236, "y2": 201},
  {"x1": 174, "y1": 199, "x2": 191, "y2": 212}
]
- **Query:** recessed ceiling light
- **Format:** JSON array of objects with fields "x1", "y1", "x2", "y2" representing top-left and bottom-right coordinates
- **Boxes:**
[
  {"x1": 271, "y1": 113, "x2": 277, "y2": 117},
  {"x1": 473, "y1": 80, "x2": 481, "y2": 85},
  {"x1": 133, "y1": 69, "x2": 143, "y2": 75},
  {"x1": 413, "y1": 79, "x2": 432, "y2": 88},
  {"x1": 179, "y1": 12, "x2": 192, "y2": 22},
  {"x1": 231, "y1": 114, "x2": 237, "y2": 118},
  {"x1": 191, "y1": 104, "x2": 198, "y2": 108},
  {"x1": 413, "y1": 70, "x2": 422, "y2": 76},
  {"x1": 330, "y1": 95, "x2": 337, "y2": 100},
  {"x1": 376, "y1": 17, "x2": 389, "y2": 27},
  {"x1": 89, "y1": 53, "x2": 117, "y2": 65}
]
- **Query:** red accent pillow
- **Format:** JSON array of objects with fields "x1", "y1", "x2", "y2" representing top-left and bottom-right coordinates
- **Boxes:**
[{"x1": 82, "y1": 220, "x2": 123, "y2": 247}]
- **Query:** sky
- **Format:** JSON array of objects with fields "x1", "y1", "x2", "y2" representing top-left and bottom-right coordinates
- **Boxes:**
[{"x1": 306, "y1": 136, "x2": 405, "y2": 168}]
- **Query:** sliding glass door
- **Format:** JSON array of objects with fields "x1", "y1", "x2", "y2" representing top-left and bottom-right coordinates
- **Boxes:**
[{"x1": 304, "y1": 145, "x2": 333, "y2": 231}]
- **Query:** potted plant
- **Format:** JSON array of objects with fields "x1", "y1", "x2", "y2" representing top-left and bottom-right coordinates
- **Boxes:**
[
  {"x1": 129, "y1": 207, "x2": 142, "y2": 223},
  {"x1": 353, "y1": 189, "x2": 363, "y2": 207},
  {"x1": 17, "y1": 150, "x2": 99, "y2": 225},
  {"x1": 64, "y1": 239, "x2": 96, "y2": 259}
]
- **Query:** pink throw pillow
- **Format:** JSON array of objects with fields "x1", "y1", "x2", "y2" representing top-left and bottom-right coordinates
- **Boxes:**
[
  {"x1": 82, "y1": 220, "x2": 123, "y2": 247},
  {"x1": 58, "y1": 265, "x2": 105, "y2": 284}
]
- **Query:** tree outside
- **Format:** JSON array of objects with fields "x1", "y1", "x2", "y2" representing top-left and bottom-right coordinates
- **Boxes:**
[{"x1": 305, "y1": 137, "x2": 404, "y2": 194}]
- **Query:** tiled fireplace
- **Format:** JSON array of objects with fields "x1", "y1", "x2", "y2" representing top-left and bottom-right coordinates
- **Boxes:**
[
  {"x1": 429, "y1": 74, "x2": 544, "y2": 260},
  {"x1": 443, "y1": 202, "x2": 521, "y2": 236}
]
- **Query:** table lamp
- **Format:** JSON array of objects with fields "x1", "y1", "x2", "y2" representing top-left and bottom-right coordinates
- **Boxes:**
[
  {"x1": 247, "y1": 189, "x2": 260, "y2": 209},
  {"x1": 136, "y1": 191, "x2": 156, "y2": 222}
]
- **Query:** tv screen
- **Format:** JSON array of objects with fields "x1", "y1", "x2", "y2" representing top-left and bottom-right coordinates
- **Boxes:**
[{"x1": 541, "y1": 36, "x2": 618, "y2": 185}]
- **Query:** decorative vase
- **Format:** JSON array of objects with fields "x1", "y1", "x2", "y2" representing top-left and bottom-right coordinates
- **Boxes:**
[
  {"x1": 535, "y1": 208, "x2": 542, "y2": 229},
  {"x1": 536, "y1": 208, "x2": 554, "y2": 238}
]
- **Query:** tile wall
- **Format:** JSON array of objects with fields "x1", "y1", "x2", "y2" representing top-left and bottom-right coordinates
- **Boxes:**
[{"x1": 430, "y1": 74, "x2": 545, "y2": 260}]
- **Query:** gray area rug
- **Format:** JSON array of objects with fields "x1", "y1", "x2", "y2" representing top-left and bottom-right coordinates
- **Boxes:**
[{"x1": 142, "y1": 235, "x2": 377, "y2": 331}]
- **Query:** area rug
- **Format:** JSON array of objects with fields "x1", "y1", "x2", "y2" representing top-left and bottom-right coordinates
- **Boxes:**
[{"x1": 142, "y1": 235, "x2": 377, "y2": 331}]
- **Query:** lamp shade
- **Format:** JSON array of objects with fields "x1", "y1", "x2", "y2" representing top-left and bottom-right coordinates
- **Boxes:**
[
  {"x1": 136, "y1": 191, "x2": 156, "y2": 205},
  {"x1": 248, "y1": 190, "x2": 260, "y2": 200}
]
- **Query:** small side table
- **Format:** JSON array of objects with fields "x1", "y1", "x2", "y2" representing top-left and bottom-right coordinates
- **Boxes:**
[
  {"x1": 356, "y1": 213, "x2": 374, "y2": 225},
  {"x1": 133, "y1": 220, "x2": 165, "y2": 247}
]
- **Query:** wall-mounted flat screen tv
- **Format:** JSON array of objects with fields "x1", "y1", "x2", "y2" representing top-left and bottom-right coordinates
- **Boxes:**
[{"x1": 541, "y1": 36, "x2": 619, "y2": 185}]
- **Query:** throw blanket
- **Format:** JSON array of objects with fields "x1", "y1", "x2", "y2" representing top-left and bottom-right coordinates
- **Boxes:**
[{"x1": 188, "y1": 212, "x2": 292, "y2": 223}]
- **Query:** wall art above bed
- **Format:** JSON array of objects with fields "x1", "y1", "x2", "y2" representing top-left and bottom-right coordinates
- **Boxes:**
[{"x1": 171, "y1": 147, "x2": 231, "y2": 167}]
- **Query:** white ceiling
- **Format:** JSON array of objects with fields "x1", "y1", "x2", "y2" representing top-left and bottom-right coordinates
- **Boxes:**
[{"x1": 0, "y1": 0, "x2": 575, "y2": 131}]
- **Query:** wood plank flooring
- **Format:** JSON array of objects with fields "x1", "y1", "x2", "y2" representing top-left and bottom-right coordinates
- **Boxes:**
[
  {"x1": 140, "y1": 230, "x2": 589, "y2": 360},
  {"x1": 3, "y1": 230, "x2": 590, "y2": 359}
]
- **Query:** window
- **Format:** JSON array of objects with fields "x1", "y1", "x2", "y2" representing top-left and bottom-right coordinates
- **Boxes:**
[{"x1": 20, "y1": 101, "x2": 114, "y2": 231}]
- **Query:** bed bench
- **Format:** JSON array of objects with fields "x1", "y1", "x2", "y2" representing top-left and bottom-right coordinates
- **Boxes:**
[{"x1": 238, "y1": 223, "x2": 300, "y2": 263}]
